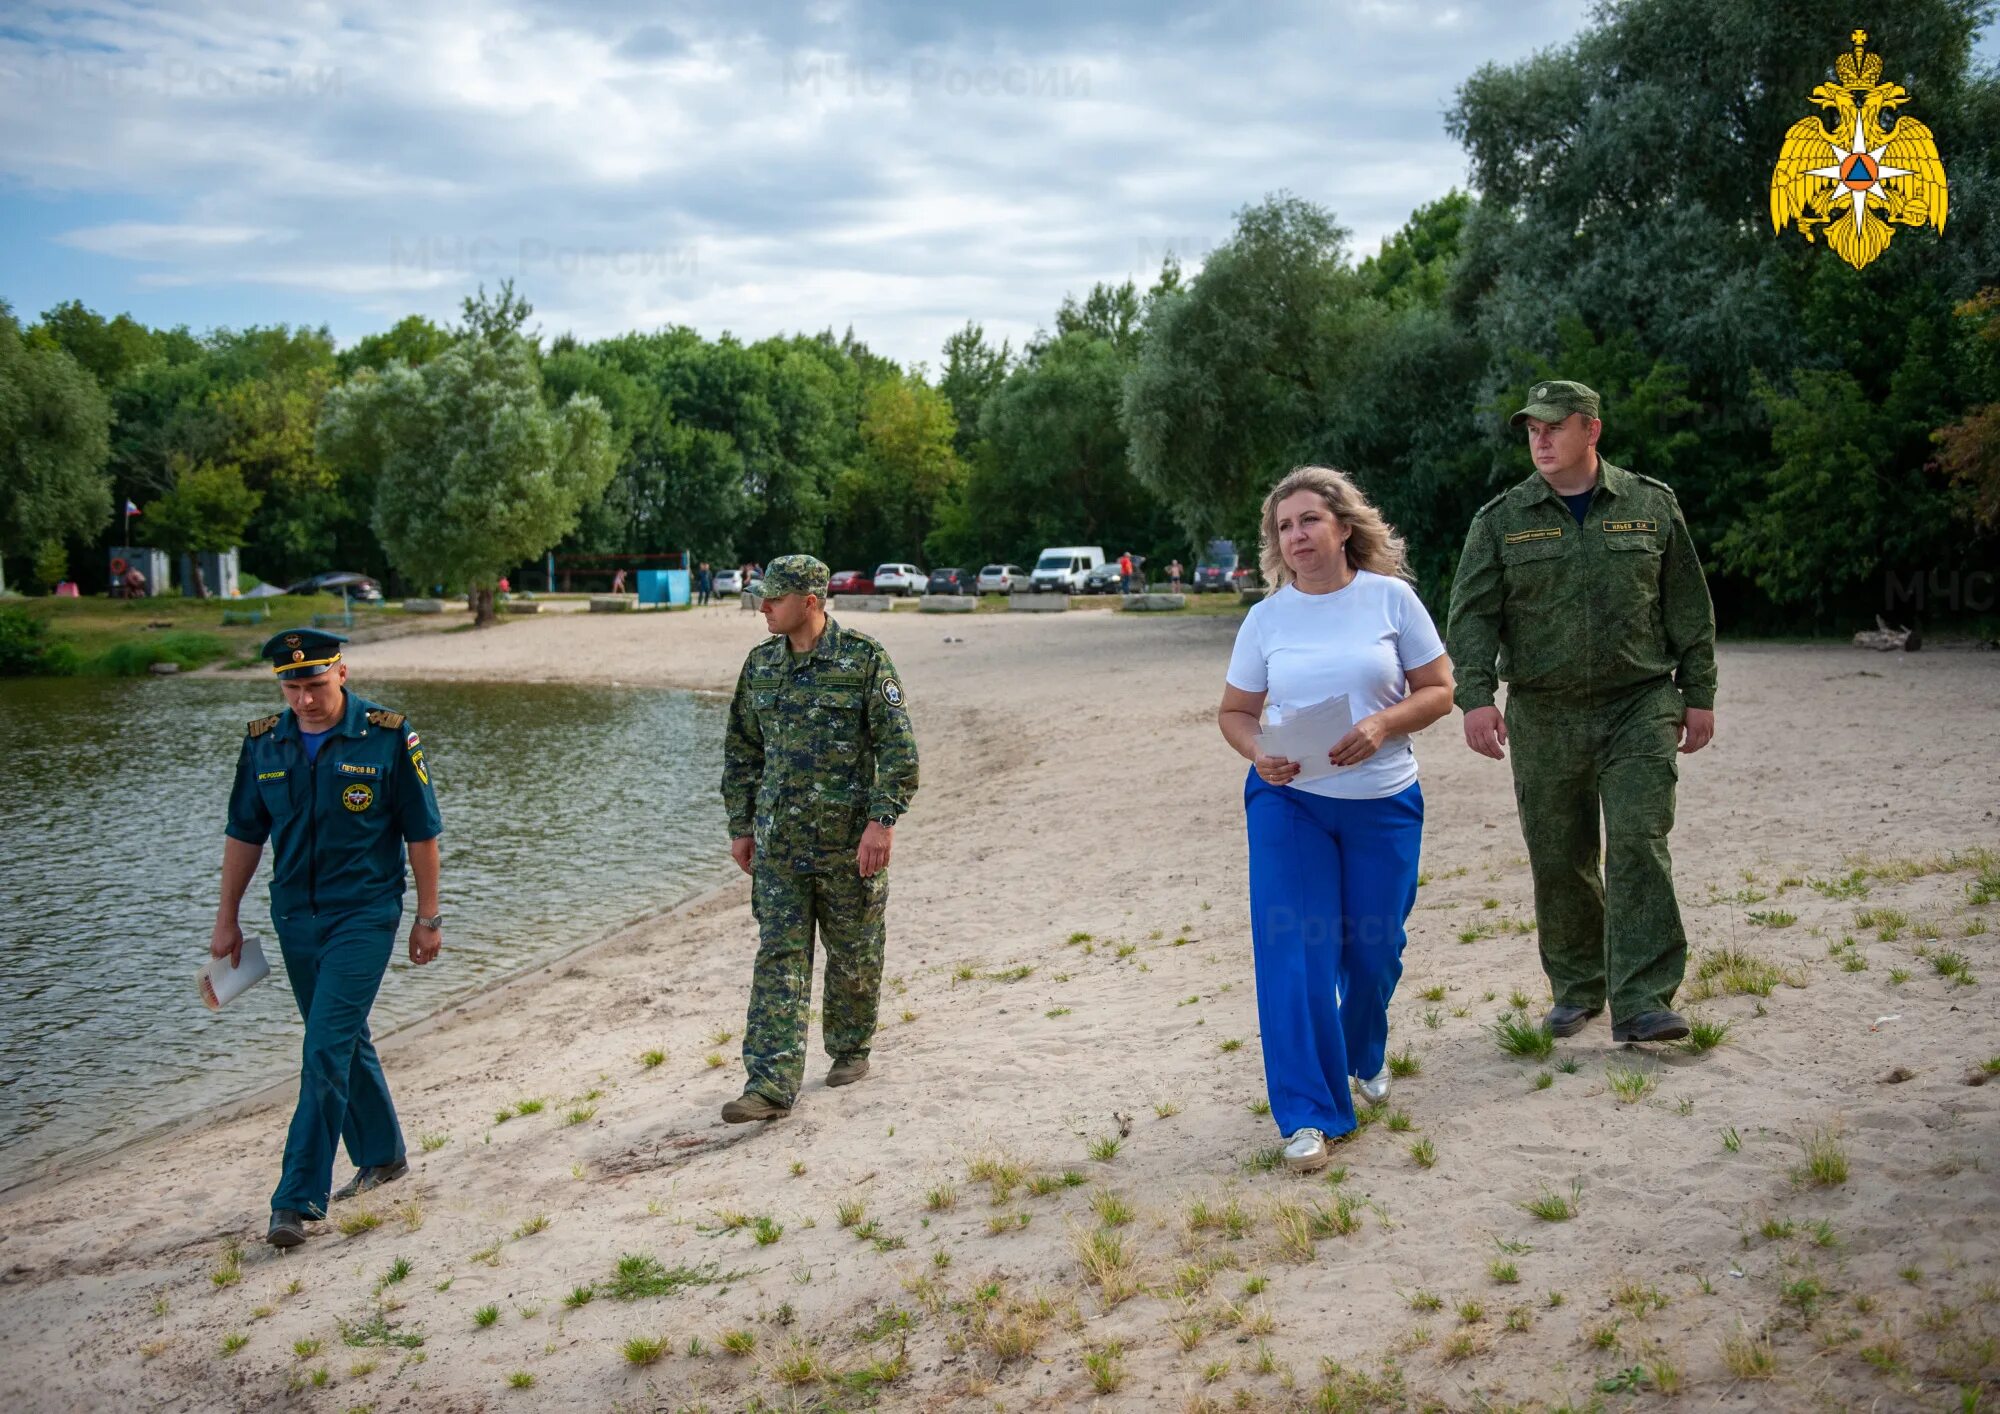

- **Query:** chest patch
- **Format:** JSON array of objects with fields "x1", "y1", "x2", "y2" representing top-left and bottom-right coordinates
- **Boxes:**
[
  {"x1": 341, "y1": 782, "x2": 375, "y2": 812},
  {"x1": 257, "y1": 769, "x2": 287, "y2": 782},
  {"x1": 1602, "y1": 519, "x2": 1658, "y2": 534},
  {"x1": 1503, "y1": 528, "x2": 1565, "y2": 545},
  {"x1": 337, "y1": 762, "x2": 379, "y2": 777}
]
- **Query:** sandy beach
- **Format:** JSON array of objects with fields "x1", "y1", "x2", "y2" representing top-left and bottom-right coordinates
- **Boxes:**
[{"x1": 1, "y1": 604, "x2": 1994, "y2": 1412}]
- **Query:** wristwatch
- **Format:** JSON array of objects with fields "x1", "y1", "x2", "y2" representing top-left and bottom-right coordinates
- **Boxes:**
[
  {"x1": 873, "y1": 815, "x2": 896, "y2": 829},
  {"x1": 415, "y1": 913, "x2": 445, "y2": 930}
]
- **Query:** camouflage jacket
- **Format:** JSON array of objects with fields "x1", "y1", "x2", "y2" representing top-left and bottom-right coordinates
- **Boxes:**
[
  {"x1": 1445, "y1": 459, "x2": 1718, "y2": 713},
  {"x1": 721, "y1": 618, "x2": 919, "y2": 869}
]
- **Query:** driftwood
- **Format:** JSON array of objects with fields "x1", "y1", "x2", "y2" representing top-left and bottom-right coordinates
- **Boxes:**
[{"x1": 1852, "y1": 615, "x2": 1922, "y2": 652}]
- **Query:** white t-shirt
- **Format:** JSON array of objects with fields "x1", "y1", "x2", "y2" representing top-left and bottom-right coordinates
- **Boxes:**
[{"x1": 1225, "y1": 571, "x2": 1446, "y2": 800}]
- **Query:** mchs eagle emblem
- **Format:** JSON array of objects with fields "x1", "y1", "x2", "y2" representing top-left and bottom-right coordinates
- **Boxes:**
[{"x1": 1770, "y1": 30, "x2": 1948, "y2": 270}]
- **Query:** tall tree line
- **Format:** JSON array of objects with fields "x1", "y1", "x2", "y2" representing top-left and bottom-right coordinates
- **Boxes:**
[{"x1": 4, "y1": 0, "x2": 1995, "y2": 626}]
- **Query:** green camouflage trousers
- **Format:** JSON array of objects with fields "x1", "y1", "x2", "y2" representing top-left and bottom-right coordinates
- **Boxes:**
[
  {"x1": 742, "y1": 862, "x2": 888, "y2": 1106},
  {"x1": 1504, "y1": 679, "x2": 1688, "y2": 1022}
]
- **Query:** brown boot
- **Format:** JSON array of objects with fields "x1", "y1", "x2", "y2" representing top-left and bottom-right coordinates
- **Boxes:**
[
  {"x1": 826, "y1": 1056, "x2": 871, "y2": 1088},
  {"x1": 721, "y1": 1091, "x2": 792, "y2": 1123}
]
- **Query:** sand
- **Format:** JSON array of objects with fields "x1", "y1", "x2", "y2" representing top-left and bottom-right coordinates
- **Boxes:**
[{"x1": 1, "y1": 604, "x2": 1995, "y2": 1412}]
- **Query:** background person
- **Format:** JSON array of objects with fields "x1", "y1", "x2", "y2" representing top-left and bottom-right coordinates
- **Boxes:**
[
  {"x1": 720, "y1": 555, "x2": 919, "y2": 1122},
  {"x1": 1445, "y1": 379, "x2": 1717, "y2": 1045},
  {"x1": 212, "y1": 628, "x2": 443, "y2": 1248},
  {"x1": 1217, "y1": 468, "x2": 1454, "y2": 1172}
]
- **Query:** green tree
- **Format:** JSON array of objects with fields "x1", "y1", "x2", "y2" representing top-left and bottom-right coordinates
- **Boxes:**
[
  {"x1": 938, "y1": 322, "x2": 1011, "y2": 457},
  {"x1": 29, "y1": 299, "x2": 178, "y2": 386},
  {"x1": 335, "y1": 314, "x2": 455, "y2": 377},
  {"x1": 0, "y1": 303, "x2": 113, "y2": 586},
  {"x1": 831, "y1": 375, "x2": 961, "y2": 566},
  {"x1": 145, "y1": 460, "x2": 264, "y2": 597},
  {"x1": 318, "y1": 334, "x2": 614, "y2": 624}
]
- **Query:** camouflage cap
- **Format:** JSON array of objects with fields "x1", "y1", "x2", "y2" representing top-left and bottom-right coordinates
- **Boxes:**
[
  {"x1": 1510, "y1": 379, "x2": 1602, "y2": 428},
  {"x1": 760, "y1": 554, "x2": 830, "y2": 599}
]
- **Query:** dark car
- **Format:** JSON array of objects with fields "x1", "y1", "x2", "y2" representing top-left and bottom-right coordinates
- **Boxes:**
[
  {"x1": 827, "y1": 569, "x2": 876, "y2": 596},
  {"x1": 288, "y1": 571, "x2": 383, "y2": 602},
  {"x1": 1190, "y1": 539, "x2": 1249, "y2": 594},
  {"x1": 1084, "y1": 557, "x2": 1145, "y2": 594},
  {"x1": 925, "y1": 567, "x2": 973, "y2": 596}
]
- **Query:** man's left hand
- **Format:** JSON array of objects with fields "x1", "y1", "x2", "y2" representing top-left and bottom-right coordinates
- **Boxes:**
[
  {"x1": 1679, "y1": 707, "x2": 1715, "y2": 754},
  {"x1": 857, "y1": 821, "x2": 893, "y2": 879},
  {"x1": 409, "y1": 921, "x2": 442, "y2": 965}
]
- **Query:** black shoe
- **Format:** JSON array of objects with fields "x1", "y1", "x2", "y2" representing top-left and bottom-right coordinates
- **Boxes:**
[
  {"x1": 1613, "y1": 1010, "x2": 1690, "y2": 1044},
  {"x1": 332, "y1": 1158, "x2": 409, "y2": 1202},
  {"x1": 1543, "y1": 1005, "x2": 1601, "y2": 1038},
  {"x1": 268, "y1": 1209, "x2": 310, "y2": 1248}
]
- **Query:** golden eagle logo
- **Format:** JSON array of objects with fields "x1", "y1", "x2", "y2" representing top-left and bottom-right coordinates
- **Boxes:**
[{"x1": 1770, "y1": 30, "x2": 1948, "y2": 269}]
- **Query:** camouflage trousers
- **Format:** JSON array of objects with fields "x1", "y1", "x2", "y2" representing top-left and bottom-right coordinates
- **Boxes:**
[
  {"x1": 1505, "y1": 679, "x2": 1688, "y2": 1023},
  {"x1": 742, "y1": 862, "x2": 888, "y2": 1106}
]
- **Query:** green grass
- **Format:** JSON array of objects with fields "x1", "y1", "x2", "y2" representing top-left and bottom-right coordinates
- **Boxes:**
[
  {"x1": 622, "y1": 1333, "x2": 668, "y2": 1365},
  {"x1": 1523, "y1": 1180, "x2": 1582, "y2": 1221},
  {"x1": 473, "y1": 1304, "x2": 499, "y2": 1328},
  {"x1": 1746, "y1": 909, "x2": 1797, "y2": 928},
  {"x1": 1387, "y1": 1045, "x2": 1421, "y2": 1078},
  {"x1": 1792, "y1": 1127, "x2": 1849, "y2": 1187},
  {"x1": 600, "y1": 1254, "x2": 740, "y2": 1301},
  {"x1": 1491, "y1": 1012, "x2": 1555, "y2": 1060},
  {"x1": 1606, "y1": 1066, "x2": 1656, "y2": 1103}
]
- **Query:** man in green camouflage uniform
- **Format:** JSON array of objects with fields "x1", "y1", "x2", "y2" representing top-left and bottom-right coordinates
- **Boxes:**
[
  {"x1": 719, "y1": 554, "x2": 920, "y2": 1121},
  {"x1": 1446, "y1": 381, "x2": 1718, "y2": 1044}
]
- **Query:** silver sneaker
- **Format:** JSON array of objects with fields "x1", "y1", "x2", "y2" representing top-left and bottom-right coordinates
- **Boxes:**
[
  {"x1": 1282, "y1": 1127, "x2": 1330, "y2": 1172},
  {"x1": 1357, "y1": 1067, "x2": 1391, "y2": 1105}
]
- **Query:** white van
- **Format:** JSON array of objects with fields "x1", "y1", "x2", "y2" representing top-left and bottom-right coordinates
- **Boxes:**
[{"x1": 1029, "y1": 545, "x2": 1106, "y2": 593}]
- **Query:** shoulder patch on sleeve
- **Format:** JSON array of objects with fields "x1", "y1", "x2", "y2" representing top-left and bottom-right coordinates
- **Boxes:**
[
  {"x1": 366, "y1": 709, "x2": 405, "y2": 729},
  {"x1": 881, "y1": 677, "x2": 904, "y2": 708},
  {"x1": 247, "y1": 713, "x2": 280, "y2": 738}
]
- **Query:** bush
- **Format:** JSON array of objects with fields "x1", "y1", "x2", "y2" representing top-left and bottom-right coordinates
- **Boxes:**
[
  {"x1": 88, "y1": 631, "x2": 229, "y2": 676},
  {"x1": 0, "y1": 606, "x2": 79, "y2": 676}
]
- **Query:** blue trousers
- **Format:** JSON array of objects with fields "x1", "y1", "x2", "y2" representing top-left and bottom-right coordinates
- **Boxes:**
[
  {"x1": 1244, "y1": 772, "x2": 1424, "y2": 1140},
  {"x1": 271, "y1": 903, "x2": 405, "y2": 1217}
]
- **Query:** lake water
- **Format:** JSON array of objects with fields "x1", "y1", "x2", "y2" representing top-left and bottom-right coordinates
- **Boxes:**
[{"x1": 0, "y1": 675, "x2": 730, "y2": 1190}]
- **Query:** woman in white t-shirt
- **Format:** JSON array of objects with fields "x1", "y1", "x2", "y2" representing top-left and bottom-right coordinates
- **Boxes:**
[{"x1": 1217, "y1": 466, "x2": 1455, "y2": 1172}]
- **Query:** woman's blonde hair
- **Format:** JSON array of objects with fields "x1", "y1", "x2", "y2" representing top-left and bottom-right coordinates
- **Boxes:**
[{"x1": 1257, "y1": 465, "x2": 1411, "y2": 588}]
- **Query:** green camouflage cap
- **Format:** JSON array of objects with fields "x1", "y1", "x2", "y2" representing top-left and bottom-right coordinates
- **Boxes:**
[
  {"x1": 1510, "y1": 379, "x2": 1602, "y2": 428},
  {"x1": 760, "y1": 554, "x2": 830, "y2": 599}
]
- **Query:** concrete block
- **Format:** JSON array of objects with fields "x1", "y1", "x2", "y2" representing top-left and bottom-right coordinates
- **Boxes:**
[
  {"x1": 589, "y1": 594, "x2": 638, "y2": 612},
  {"x1": 920, "y1": 595, "x2": 976, "y2": 613},
  {"x1": 1122, "y1": 593, "x2": 1186, "y2": 612},
  {"x1": 1009, "y1": 594, "x2": 1068, "y2": 612},
  {"x1": 400, "y1": 599, "x2": 445, "y2": 614},
  {"x1": 501, "y1": 599, "x2": 544, "y2": 614},
  {"x1": 1237, "y1": 587, "x2": 1268, "y2": 606},
  {"x1": 832, "y1": 595, "x2": 895, "y2": 612},
  {"x1": 148, "y1": 661, "x2": 181, "y2": 675},
  {"x1": 740, "y1": 591, "x2": 761, "y2": 610}
]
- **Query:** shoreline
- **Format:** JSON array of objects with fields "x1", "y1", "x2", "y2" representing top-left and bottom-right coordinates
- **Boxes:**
[
  {"x1": 0, "y1": 868, "x2": 744, "y2": 1207},
  {"x1": 2, "y1": 609, "x2": 1995, "y2": 1412}
]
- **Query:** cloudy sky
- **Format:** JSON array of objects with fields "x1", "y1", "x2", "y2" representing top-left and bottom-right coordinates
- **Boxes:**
[{"x1": 2, "y1": 0, "x2": 1915, "y2": 368}]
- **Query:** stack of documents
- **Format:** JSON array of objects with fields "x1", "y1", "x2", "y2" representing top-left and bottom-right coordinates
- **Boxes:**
[
  {"x1": 1255, "y1": 694, "x2": 1355, "y2": 783},
  {"x1": 198, "y1": 934, "x2": 271, "y2": 1011}
]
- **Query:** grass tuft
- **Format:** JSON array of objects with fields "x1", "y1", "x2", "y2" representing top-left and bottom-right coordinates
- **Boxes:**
[
  {"x1": 1522, "y1": 1180, "x2": 1582, "y2": 1221},
  {"x1": 1491, "y1": 1012, "x2": 1555, "y2": 1060}
]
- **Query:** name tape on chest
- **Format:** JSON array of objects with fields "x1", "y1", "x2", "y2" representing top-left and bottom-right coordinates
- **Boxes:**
[
  {"x1": 1503, "y1": 528, "x2": 1566, "y2": 545},
  {"x1": 1602, "y1": 520, "x2": 1659, "y2": 534},
  {"x1": 337, "y1": 762, "x2": 379, "y2": 777}
]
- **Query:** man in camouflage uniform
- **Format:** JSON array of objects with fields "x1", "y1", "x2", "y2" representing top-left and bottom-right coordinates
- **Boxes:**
[
  {"x1": 719, "y1": 554, "x2": 920, "y2": 1121},
  {"x1": 1446, "y1": 380, "x2": 1718, "y2": 1044}
]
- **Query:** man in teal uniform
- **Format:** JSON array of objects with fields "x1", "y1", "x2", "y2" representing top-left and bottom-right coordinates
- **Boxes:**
[
  {"x1": 1446, "y1": 381, "x2": 1718, "y2": 1044},
  {"x1": 720, "y1": 555, "x2": 920, "y2": 1122},
  {"x1": 211, "y1": 628, "x2": 445, "y2": 1247}
]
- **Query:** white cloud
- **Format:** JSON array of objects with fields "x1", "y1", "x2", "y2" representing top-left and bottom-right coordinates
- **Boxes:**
[{"x1": 1, "y1": 0, "x2": 1605, "y2": 363}]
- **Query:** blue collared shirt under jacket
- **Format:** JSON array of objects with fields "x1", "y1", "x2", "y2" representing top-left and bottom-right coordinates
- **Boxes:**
[{"x1": 225, "y1": 693, "x2": 443, "y2": 915}]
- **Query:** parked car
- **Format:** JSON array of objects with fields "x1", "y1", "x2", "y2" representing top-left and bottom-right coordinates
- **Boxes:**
[
  {"x1": 976, "y1": 563, "x2": 1025, "y2": 593},
  {"x1": 714, "y1": 568, "x2": 744, "y2": 595},
  {"x1": 827, "y1": 569, "x2": 876, "y2": 596},
  {"x1": 1028, "y1": 545, "x2": 1105, "y2": 593},
  {"x1": 288, "y1": 571, "x2": 383, "y2": 602},
  {"x1": 1083, "y1": 556, "x2": 1145, "y2": 594},
  {"x1": 924, "y1": 567, "x2": 973, "y2": 596},
  {"x1": 1190, "y1": 539, "x2": 1250, "y2": 593},
  {"x1": 872, "y1": 563, "x2": 924, "y2": 596}
]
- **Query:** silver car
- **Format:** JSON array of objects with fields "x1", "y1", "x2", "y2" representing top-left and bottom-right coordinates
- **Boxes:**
[{"x1": 976, "y1": 563, "x2": 1025, "y2": 593}]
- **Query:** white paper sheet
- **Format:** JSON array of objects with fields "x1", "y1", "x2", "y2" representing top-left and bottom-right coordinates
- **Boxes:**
[
  {"x1": 198, "y1": 933, "x2": 270, "y2": 1011},
  {"x1": 1255, "y1": 693, "x2": 1355, "y2": 782}
]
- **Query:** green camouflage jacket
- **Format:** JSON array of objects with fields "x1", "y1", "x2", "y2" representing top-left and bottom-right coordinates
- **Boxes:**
[
  {"x1": 1446, "y1": 459, "x2": 1718, "y2": 713},
  {"x1": 721, "y1": 618, "x2": 919, "y2": 869}
]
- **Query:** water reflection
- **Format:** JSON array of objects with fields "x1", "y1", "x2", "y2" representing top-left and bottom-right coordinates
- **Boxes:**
[{"x1": 0, "y1": 674, "x2": 727, "y2": 1188}]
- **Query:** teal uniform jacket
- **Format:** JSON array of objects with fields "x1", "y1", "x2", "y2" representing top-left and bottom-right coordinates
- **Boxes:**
[{"x1": 225, "y1": 693, "x2": 442, "y2": 915}]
